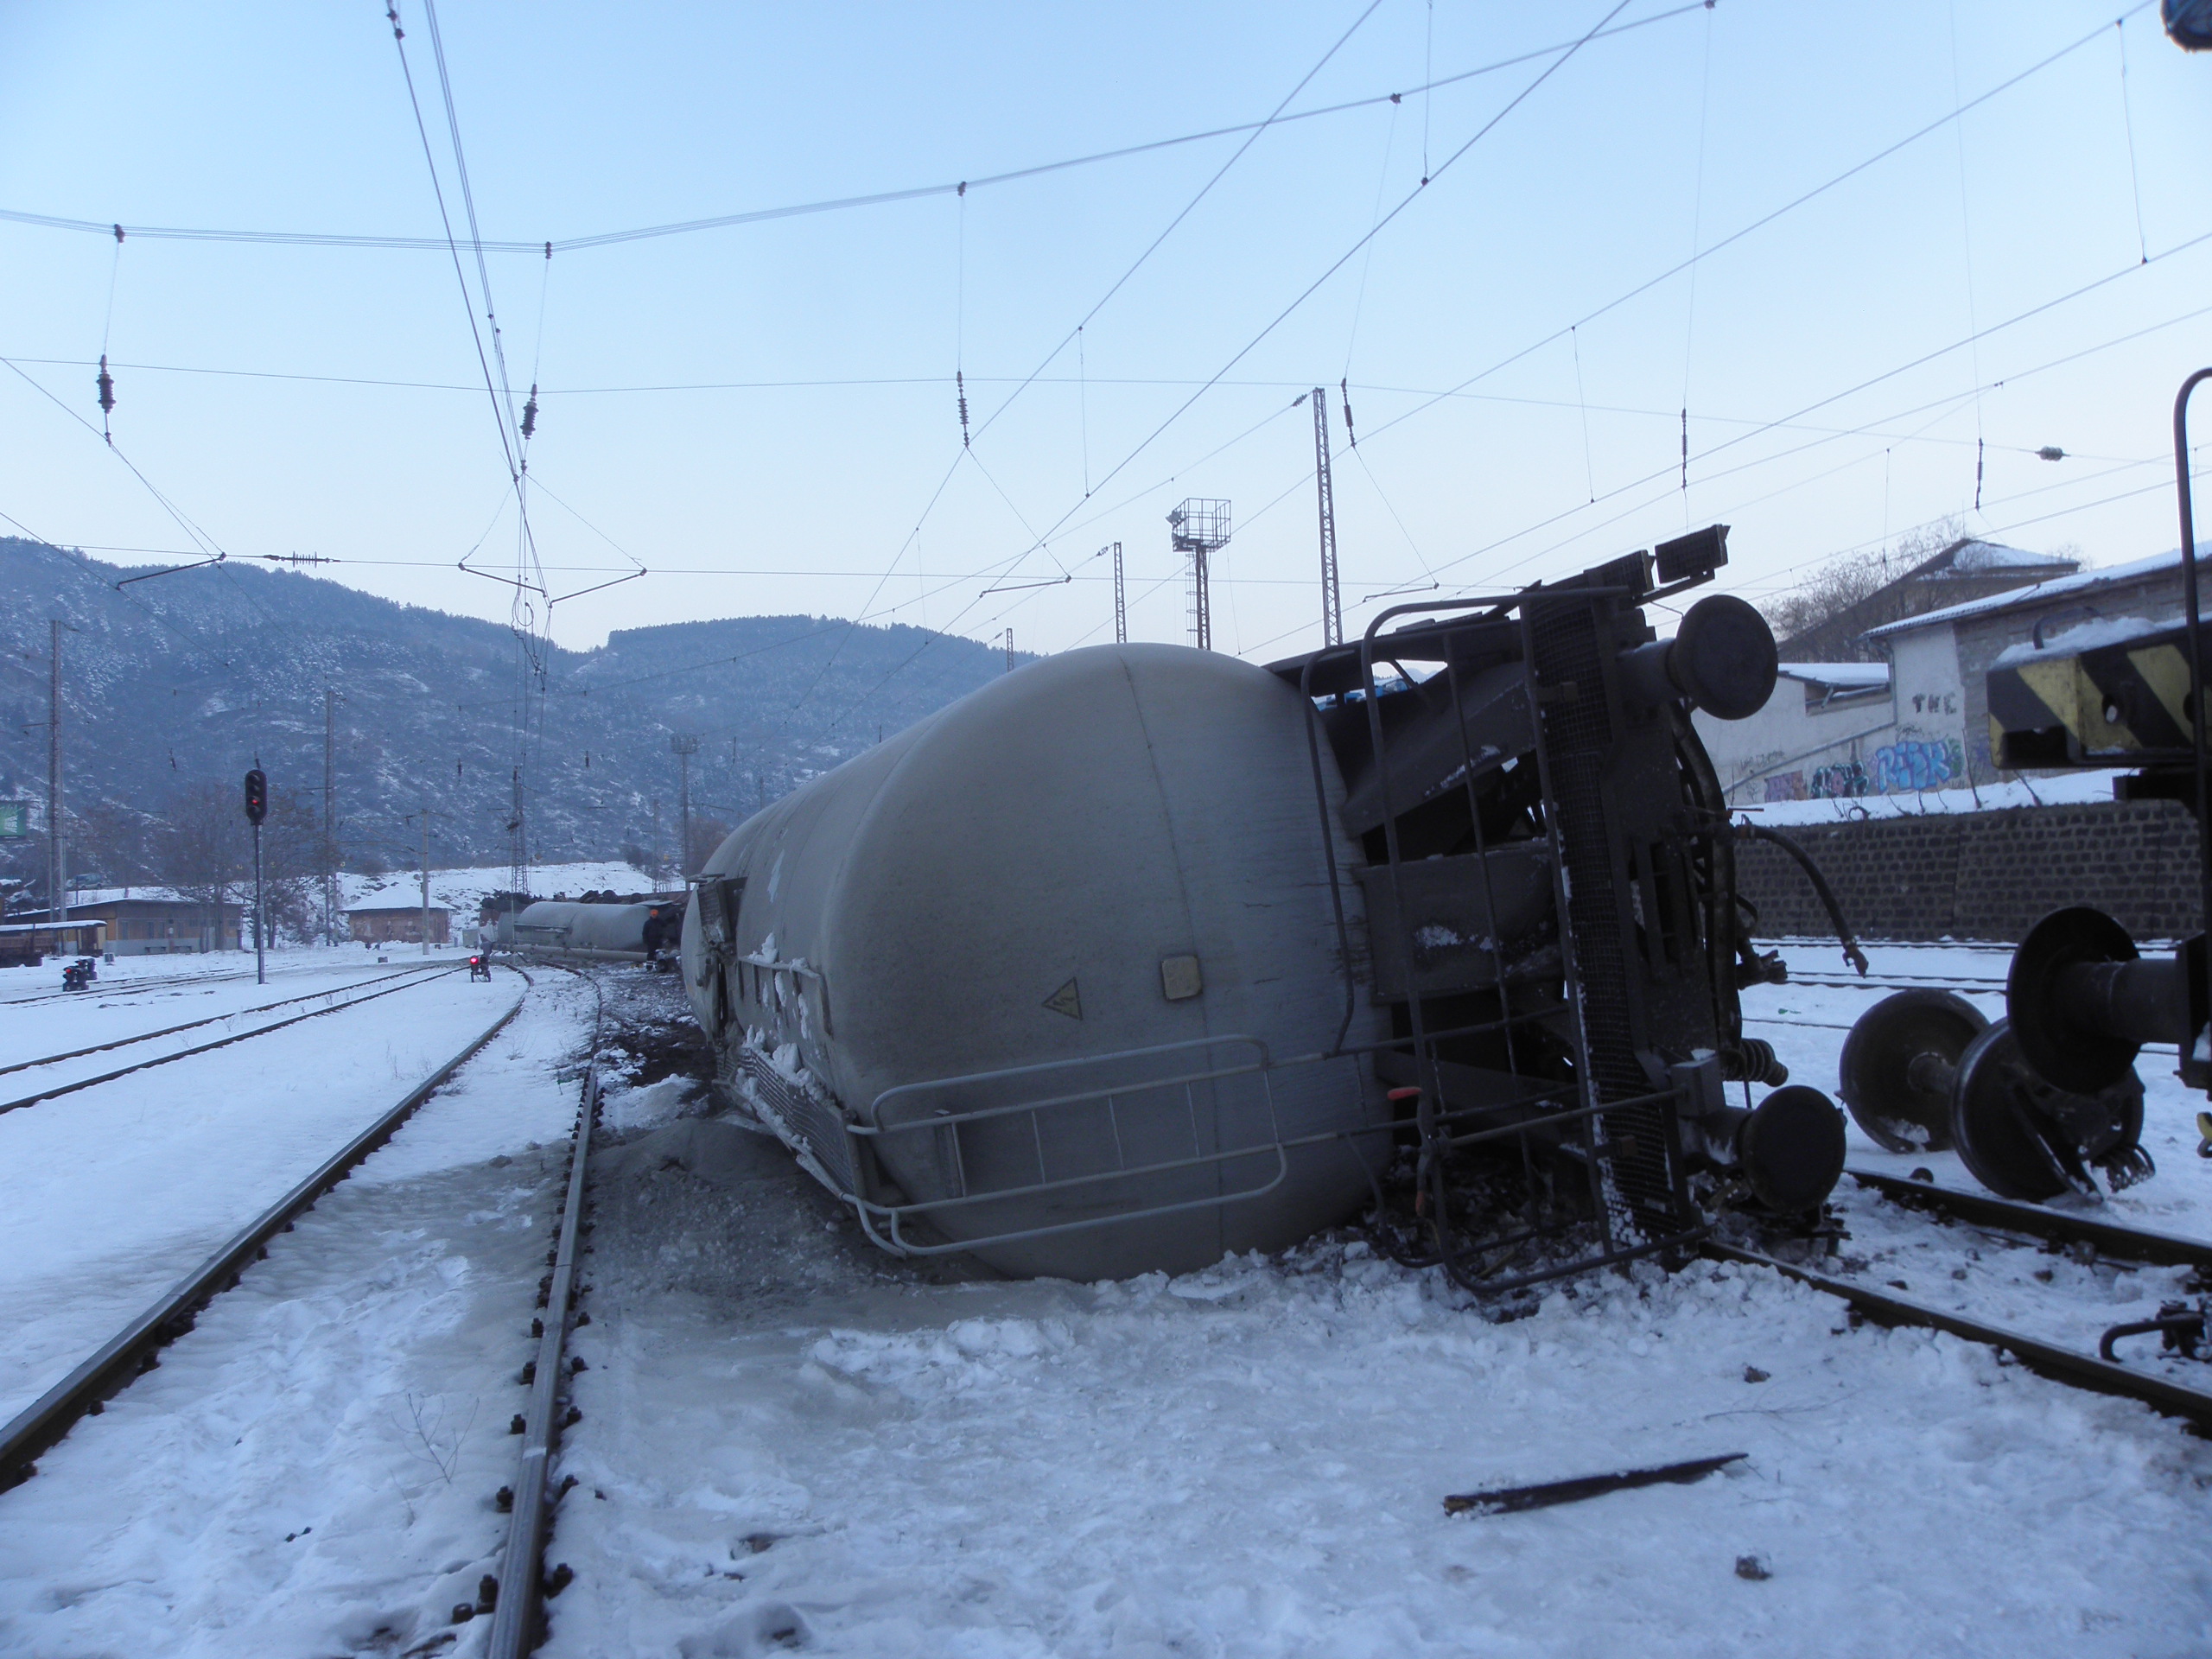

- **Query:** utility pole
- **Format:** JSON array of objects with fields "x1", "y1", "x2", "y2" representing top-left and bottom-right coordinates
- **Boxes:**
[
  {"x1": 420, "y1": 805, "x2": 431, "y2": 957},
  {"x1": 1111, "y1": 541, "x2": 1127, "y2": 644},
  {"x1": 1313, "y1": 388, "x2": 1343, "y2": 647},
  {"x1": 322, "y1": 687, "x2": 339, "y2": 946},
  {"x1": 671, "y1": 734, "x2": 701, "y2": 880},
  {"x1": 397, "y1": 805, "x2": 454, "y2": 956},
  {"x1": 47, "y1": 621, "x2": 65, "y2": 933},
  {"x1": 1003, "y1": 629, "x2": 1015, "y2": 672}
]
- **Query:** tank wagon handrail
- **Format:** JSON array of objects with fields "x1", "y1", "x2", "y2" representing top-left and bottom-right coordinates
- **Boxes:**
[
  {"x1": 847, "y1": 1033, "x2": 1332, "y2": 1258},
  {"x1": 853, "y1": 1144, "x2": 1292, "y2": 1253},
  {"x1": 849, "y1": 1154, "x2": 1292, "y2": 1257},
  {"x1": 859, "y1": 1033, "x2": 1272, "y2": 1128}
]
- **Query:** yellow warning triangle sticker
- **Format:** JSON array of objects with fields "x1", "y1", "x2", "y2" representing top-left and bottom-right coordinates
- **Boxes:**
[{"x1": 1042, "y1": 978, "x2": 1082, "y2": 1020}]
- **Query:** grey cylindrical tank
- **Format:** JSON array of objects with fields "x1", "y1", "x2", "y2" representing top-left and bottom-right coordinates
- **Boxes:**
[
  {"x1": 682, "y1": 642, "x2": 1387, "y2": 1280},
  {"x1": 510, "y1": 899, "x2": 671, "y2": 957}
]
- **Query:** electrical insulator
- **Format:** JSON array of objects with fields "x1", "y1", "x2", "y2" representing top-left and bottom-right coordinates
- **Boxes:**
[
  {"x1": 957, "y1": 370, "x2": 970, "y2": 448},
  {"x1": 520, "y1": 385, "x2": 538, "y2": 440},
  {"x1": 97, "y1": 355, "x2": 115, "y2": 416}
]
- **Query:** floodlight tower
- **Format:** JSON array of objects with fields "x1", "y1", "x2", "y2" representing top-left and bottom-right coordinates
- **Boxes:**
[{"x1": 1168, "y1": 499, "x2": 1230, "y2": 652}]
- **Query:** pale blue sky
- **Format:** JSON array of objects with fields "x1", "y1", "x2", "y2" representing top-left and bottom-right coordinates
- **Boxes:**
[{"x1": 3, "y1": 2, "x2": 2207, "y2": 658}]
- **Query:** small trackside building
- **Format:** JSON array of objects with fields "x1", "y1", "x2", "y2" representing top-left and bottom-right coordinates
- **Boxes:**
[
  {"x1": 345, "y1": 902, "x2": 451, "y2": 945},
  {"x1": 67, "y1": 889, "x2": 243, "y2": 955}
]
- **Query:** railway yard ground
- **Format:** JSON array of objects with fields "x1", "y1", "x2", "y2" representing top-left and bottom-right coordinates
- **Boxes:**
[{"x1": 0, "y1": 944, "x2": 2208, "y2": 1656}]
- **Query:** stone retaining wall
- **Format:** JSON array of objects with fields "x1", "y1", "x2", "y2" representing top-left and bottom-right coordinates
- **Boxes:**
[{"x1": 1735, "y1": 799, "x2": 2201, "y2": 944}]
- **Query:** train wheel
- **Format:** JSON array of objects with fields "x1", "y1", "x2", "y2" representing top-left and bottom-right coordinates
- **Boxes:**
[
  {"x1": 1838, "y1": 989, "x2": 1987, "y2": 1154},
  {"x1": 1950, "y1": 1018, "x2": 2145, "y2": 1202}
]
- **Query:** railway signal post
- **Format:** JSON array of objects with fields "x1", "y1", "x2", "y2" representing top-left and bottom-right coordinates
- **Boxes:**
[{"x1": 243, "y1": 766, "x2": 268, "y2": 985}]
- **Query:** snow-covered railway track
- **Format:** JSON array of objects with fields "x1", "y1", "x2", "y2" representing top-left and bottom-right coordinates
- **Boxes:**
[
  {"x1": 0, "y1": 963, "x2": 467, "y2": 1116},
  {"x1": 0, "y1": 988, "x2": 524, "y2": 1491},
  {"x1": 482, "y1": 1049, "x2": 601, "y2": 1657},
  {"x1": 1783, "y1": 972, "x2": 2008, "y2": 995},
  {"x1": 1720, "y1": 1171, "x2": 2212, "y2": 1427},
  {"x1": 1, "y1": 961, "x2": 300, "y2": 1007},
  {"x1": 0, "y1": 961, "x2": 450, "y2": 1080}
]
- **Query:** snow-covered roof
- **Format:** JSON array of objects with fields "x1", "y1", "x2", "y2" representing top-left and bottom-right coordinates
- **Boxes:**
[
  {"x1": 1778, "y1": 662, "x2": 1889, "y2": 689},
  {"x1": 345, "y1": 899, "x2": 451, "y2": 914},
  {"x1": 68, "y1": 887, "x2": 200, "y2": 908},
  {"x1": 1863, "y1": 548, "x2": 2188, "y2": 639},
  {"x1": 1941, "y1": 538, "x2": 2073, "y2": 575}
]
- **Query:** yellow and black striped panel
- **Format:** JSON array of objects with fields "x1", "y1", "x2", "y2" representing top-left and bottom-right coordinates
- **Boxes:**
[{"x1": 1989, "y1": 622, "x2": 2200, "y2": 769}]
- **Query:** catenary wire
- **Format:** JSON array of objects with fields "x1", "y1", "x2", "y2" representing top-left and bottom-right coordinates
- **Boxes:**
[{"x1": 0, "y1": 4, "x2": 1708, "y2": 258}]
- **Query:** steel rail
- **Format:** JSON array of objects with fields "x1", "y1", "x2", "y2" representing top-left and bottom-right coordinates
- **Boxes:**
[
  {"x1": 0, "y1": 982, "x2": 525, "y2": 1489},
  {"x1": 0, "y1": 965, "x2": 467, "y2": 1116},
  {"x1": 1704, "y1": 1241, "x2": 2212, "y2": 1425},
  {"x1": 0, "y1": 962, "x2": 450, "y2": 1077},
  {"x1": 485, "y1": 991, "x2": 603, "y2": 1658},
  {"x1": 0, "y1": 953, "x2": 426, "y2": 1008},
  {"x1": 1845, "y1": 1167, "x2": 2212, "y2": 1271},
  {"x1": 0, "y1": 963, "x2": 269, "y2": 1007},
  {"x1": 1782, "y1": 974, "x2": 2007, "y2": 993}
]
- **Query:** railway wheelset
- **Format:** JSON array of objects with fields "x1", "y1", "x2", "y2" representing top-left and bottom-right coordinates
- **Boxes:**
[
  {"x1": 1837, "y1": 964, "x2": 2153, "y2": 1204},
  {"x1": 1832, "y1": 368, "x2": 2212, "y2": 1369},
  {"x1": 1840, "y1": 372, "x2": 2212, "y2": 1200}
]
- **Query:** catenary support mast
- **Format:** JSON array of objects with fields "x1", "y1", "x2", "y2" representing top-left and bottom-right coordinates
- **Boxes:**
[
  {"x1": 1313, "y1": 388, "x2": 1343, "y2": 647},
  {"x1": 1112, "y1": 542, "x2": 1127, "y2": 644}
]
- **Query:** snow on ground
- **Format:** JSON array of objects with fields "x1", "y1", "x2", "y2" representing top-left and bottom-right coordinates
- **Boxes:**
[
  {"x1": 0, "y1": 974, "x2": 595, "y2": 1657},
  {"x1": 0, "y1": 959, "x2": 461, "y2": 1098},
  {"x1": 2, "y1": 954, "x2": 2210, "y2": 1656},
  {"x1": 529, "y1": 960, "x2": 2212, "y2": 1658},
  {"x1": 0, "y1": 963, "x2": 529, "y2": 1426},
  {"x1": 1742, "y1": 772, "x2": 2129, "y2": 826},
  {"x1": 0, "y1": 940, "x2": 472, "y2": 1008}
]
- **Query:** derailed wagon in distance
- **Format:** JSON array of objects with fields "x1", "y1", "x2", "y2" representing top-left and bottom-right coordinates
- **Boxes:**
[
  {"x1": 499, "y1": 896, "x2": 683, "y2": 964},
  {"x1": 682, "y1": 525, "x2": 1850, "y2": 1285}
]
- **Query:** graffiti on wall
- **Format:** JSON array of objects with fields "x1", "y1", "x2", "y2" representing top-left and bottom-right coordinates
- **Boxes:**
[
  {"x1": 1808, "y1": 760, "x2": 1869, "y2": 798},
  {"x1": 1872, "y1": 738, "x2": 1965, "y2": 792},
  {"x1": 1764, "y1": 772, "x2": 1807, "y2": 803}
]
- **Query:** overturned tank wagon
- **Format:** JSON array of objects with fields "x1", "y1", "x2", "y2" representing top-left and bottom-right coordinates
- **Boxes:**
[
  {"x1": 683, "y1": 524, "x2": 1850, "y2": 1283},
  {"x1": 504, "y1": 898, "x2": 683, "y2": 962}
]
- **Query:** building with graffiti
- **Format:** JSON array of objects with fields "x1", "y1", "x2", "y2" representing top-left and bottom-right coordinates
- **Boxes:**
[
  {"x1": 1699, "y1": 543, "x2": 2186, "y2": 807},
  {"x1": 1694, "y1": 662, "x2": 1895, "y2": 806},
  {"x1": 1863, "y1": 546, "x2": 2189, "y2": 791}
]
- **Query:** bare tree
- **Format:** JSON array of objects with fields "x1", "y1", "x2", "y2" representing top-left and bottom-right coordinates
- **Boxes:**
[
  {"x1": 157, "y1": 779, "x2": 244, "y2": 950},
  {"x1": 684, "y1": 815, "x2": 730, "y2": 878},
  {"x1": 1762, "y1": 518, "x2": 1969, "y2": 662},
  {"x1": 73, "y1": 801, "x2": 165, "y2": 891},
  {"x1": 256, "y1": 786, "x2": 323, "y2": 942}
]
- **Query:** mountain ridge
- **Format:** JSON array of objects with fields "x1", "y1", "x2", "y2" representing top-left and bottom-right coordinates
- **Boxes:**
[{"x1": 1, "y1": 536, "x2": 1020, "y2": 899}]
